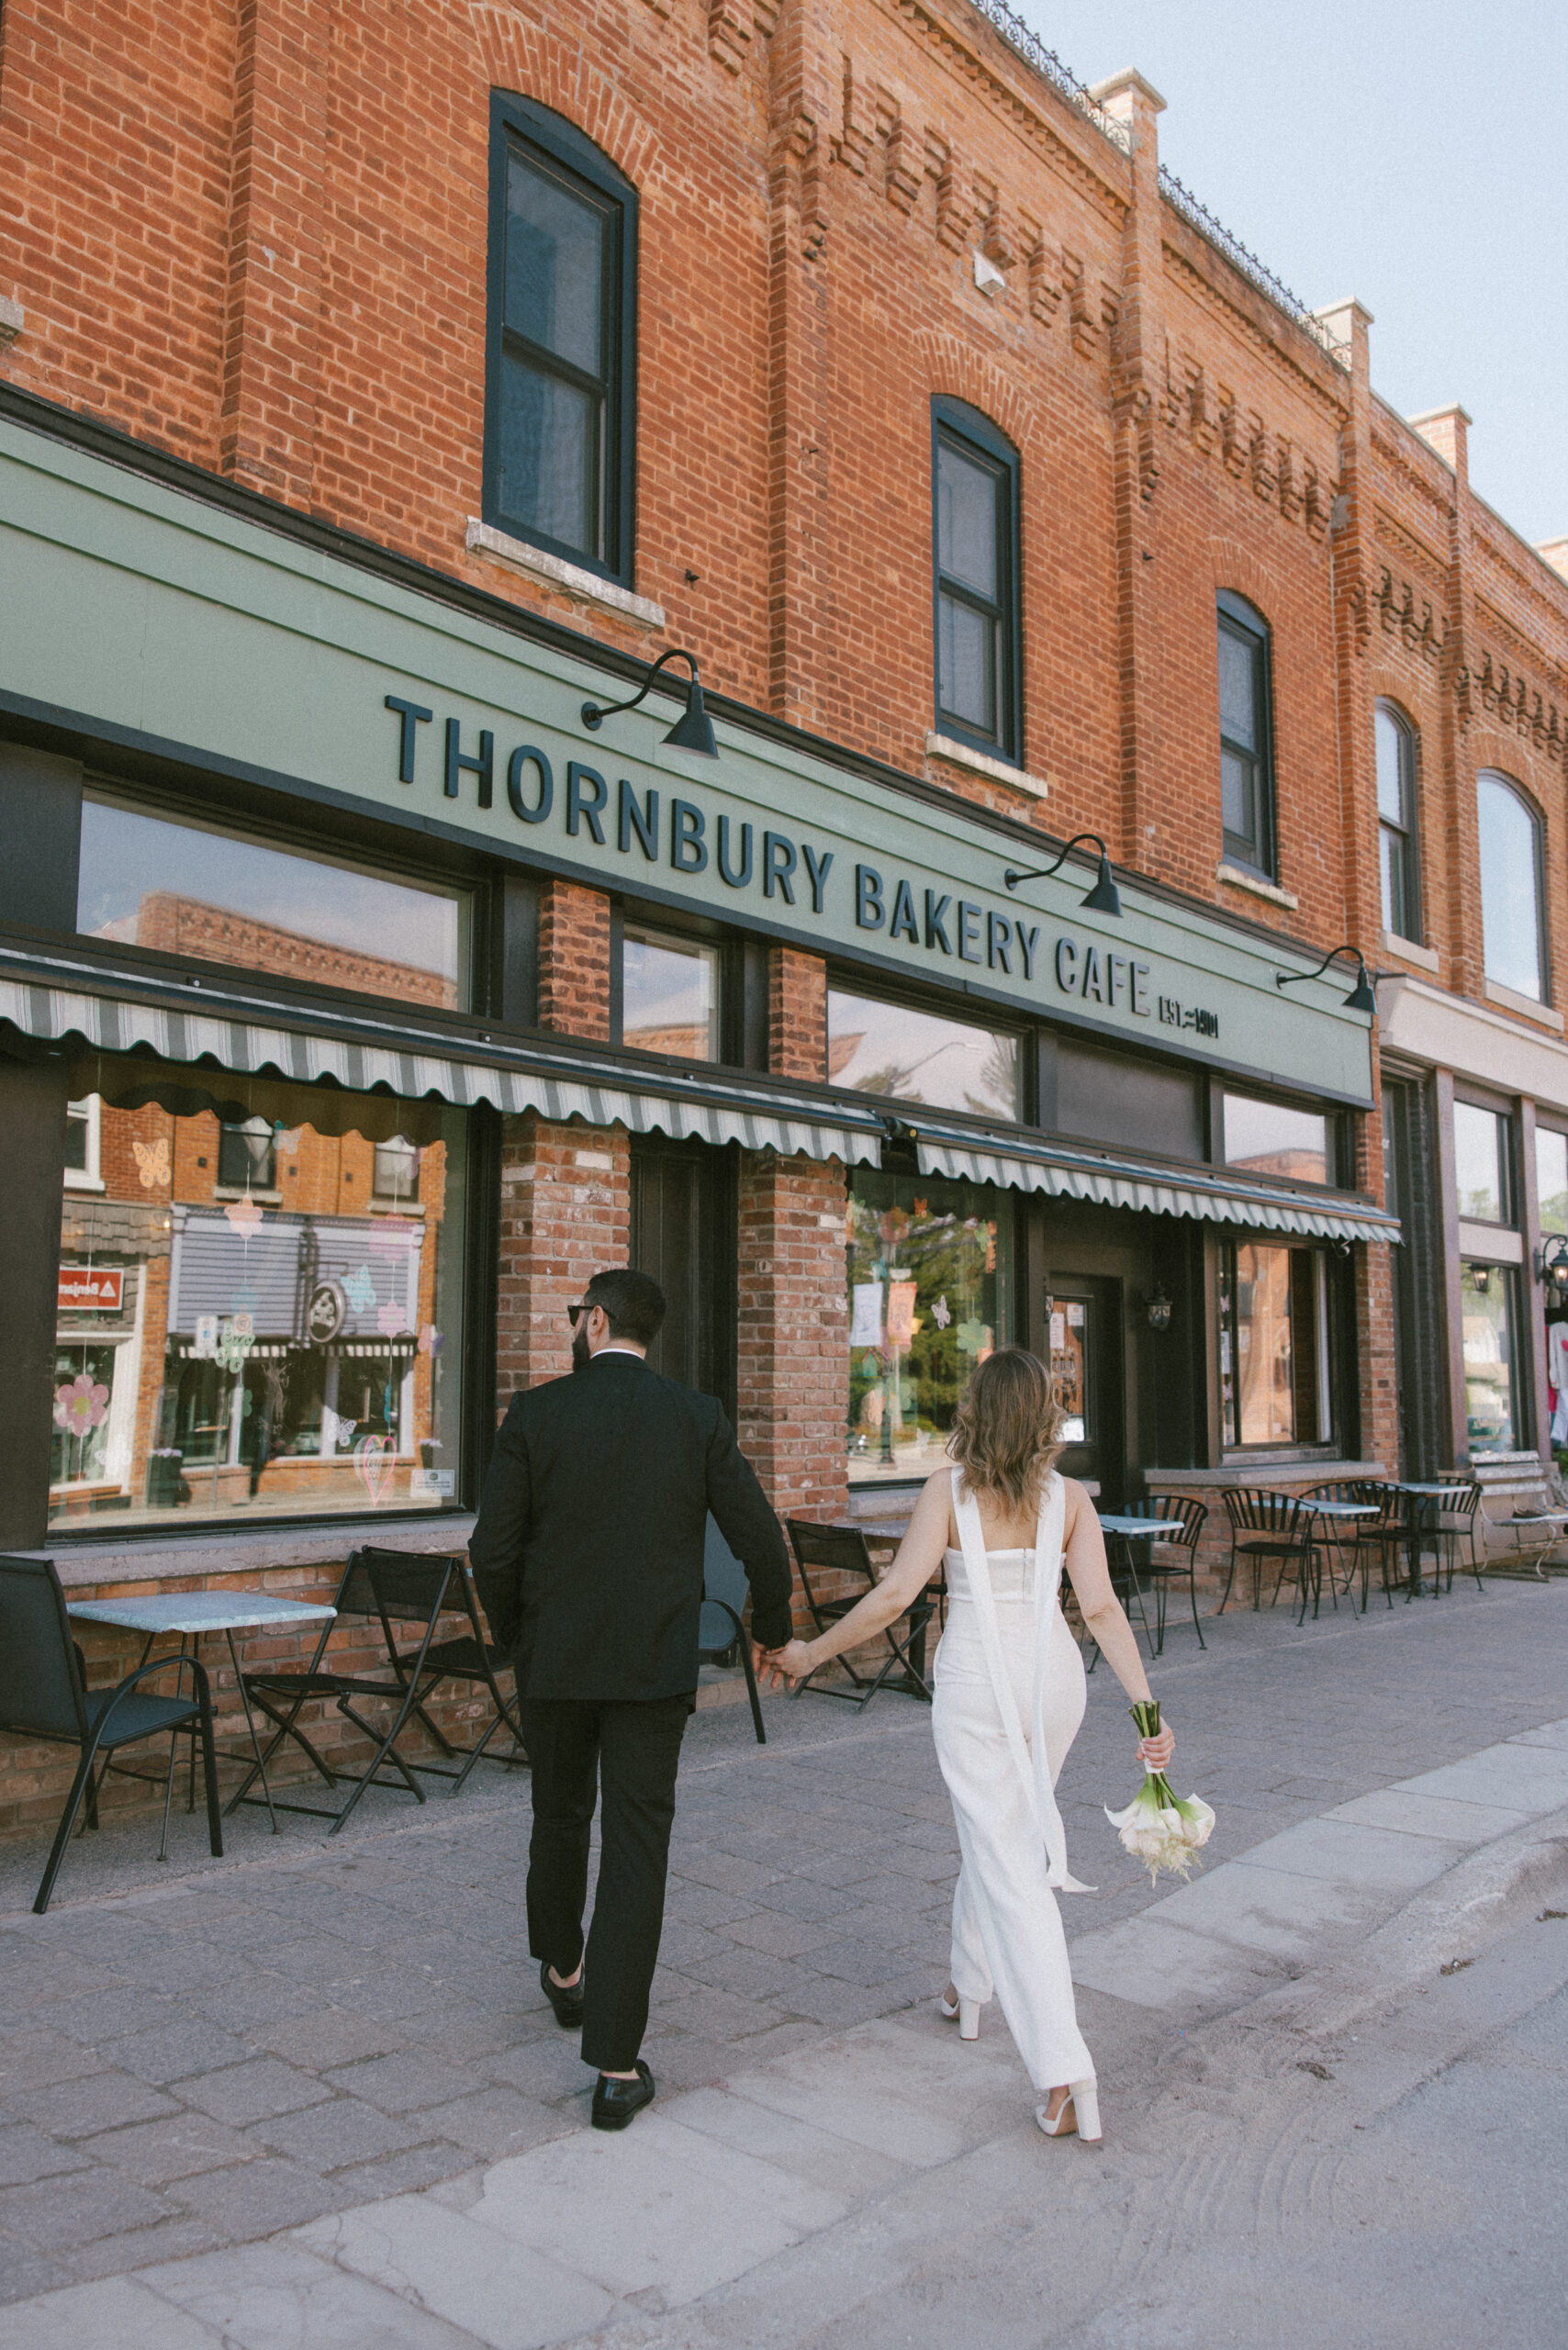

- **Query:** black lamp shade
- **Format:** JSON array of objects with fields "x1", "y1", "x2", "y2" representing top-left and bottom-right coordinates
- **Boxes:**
[
  {"x1": 1344, "y1": 971, "x2": 1377, "y2": 1014},
  {"x1": 1081, "y1": 855, "x2": 1122, "y2": 919},
  {"x1": 662, "y1": 676, "x2": 718, "y2": 757}
]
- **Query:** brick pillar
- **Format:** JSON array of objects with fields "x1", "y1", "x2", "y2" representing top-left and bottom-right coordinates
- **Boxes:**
[
  {"x1": 538, "y1": 880, "x2": 611, "y2": 1040},
  {"x1": 496, "y1": 1116, "x2": 631, "y2": 1401},
  {"x1": 737, "y1": 1153, "x2": 849, "y2": 1577},
  {"x1": 768, "y1": 946, "x2": 826, "y2": 1079}
]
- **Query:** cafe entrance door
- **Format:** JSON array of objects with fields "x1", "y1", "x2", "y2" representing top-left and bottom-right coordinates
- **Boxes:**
[
  {"x1": 1045, "y1": 1274, "x2": 1126, "y2": 1507},
  {"x1": 628, "y1": 1135, "x2": 737, "y2": 1421}
]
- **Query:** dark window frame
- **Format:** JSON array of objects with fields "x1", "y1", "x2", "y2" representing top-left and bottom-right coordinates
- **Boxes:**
[
  {"x1": 1217, "y1": 1235, "x2": 1343, "y2": 1456},
  {"x1": 1375, "y1": 699, "x2": 1422, "y2": 943},
  {"x1": 216, "y1": 1117, "x2": 277, "y2": 1193},
  {"x1": 930, "y1": 397, "x2": 1023, "y2": 766},
  {"x1": 1216, "y1": 589, "x2": 1277, "y2": 880},
  {"x1": 483, "y1": 91, "x2": 638, "y2": 590},
  {"x1": 1476, "y1": 767, "x2": 1549, "y2": 1004}
]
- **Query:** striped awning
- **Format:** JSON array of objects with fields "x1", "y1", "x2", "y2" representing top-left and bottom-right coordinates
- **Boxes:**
[
  {"x1": 916, "y1": 1129, "x2": 1400, "y2": 1245},
  {"x1": 0, "y1": 964, "x2": 884, "y2": 1168}
]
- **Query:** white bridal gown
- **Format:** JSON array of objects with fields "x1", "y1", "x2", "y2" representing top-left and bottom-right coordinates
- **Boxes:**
[{"x1": 933, "y1": 1464, "x2": 1095, "y2": 2094}]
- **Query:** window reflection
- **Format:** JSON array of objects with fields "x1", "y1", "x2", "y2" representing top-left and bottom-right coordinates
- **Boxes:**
[
  {"x1": 828, "y1": 989, "x2": 1019, "y2": 1121},
  {"x1": 50, "y1": 1066, "x2": 465, "y2": 1529},
  {"x1": 1223, "y1": 1093, "x2": 1329, "y2": 1185},
  {"x1": 1452, "y1": 1102, "x2": 1509, "y2": 1224},
  {"x1": 1476, "y1": 772, "x2": 1544, "y2": 1002},
  {"x1": 1536, "y1": 1126, "x2": 1568, "y2": 1239},
  {"x1": 846, "y1": 1172, "x2": 1012, "y2": 1483},
  {"x1": 622, "y1": 929, "x2": 720, "y2": 1061},
  {"x1": 1220, "y1": 1240, "x2": 1331, "y2": 1448},
  {"x1": 78, "y1": 799, "x2": 467, "y2": 1011},
  {"x1": 1461, "y1": 1262, "x2": 1519, "y2": 1453}
]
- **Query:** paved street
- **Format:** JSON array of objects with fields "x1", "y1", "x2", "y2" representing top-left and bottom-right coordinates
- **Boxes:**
[{"x1": 2, "y1": 1576, "x2": 1566, "y2": 2344}]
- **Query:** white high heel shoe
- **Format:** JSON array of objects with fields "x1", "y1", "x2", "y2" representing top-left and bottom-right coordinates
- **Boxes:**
[
  {"x1": 1036, "y1": 2077, "x2": 1101, "y2": 2145},
  {"x1": 937, "y1": 1989, "x2": 981, "y2": 2040}
]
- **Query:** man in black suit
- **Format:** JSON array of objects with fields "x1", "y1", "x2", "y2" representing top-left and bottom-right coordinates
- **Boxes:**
[{"x1": 469, "y1": 1265, "x2": 794, "y2": 2131}]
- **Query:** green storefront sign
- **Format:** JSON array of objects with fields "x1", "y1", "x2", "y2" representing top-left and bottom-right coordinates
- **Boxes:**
[{"x1": 0, "y1": 418, "x2": 1373, "y2": 1105}]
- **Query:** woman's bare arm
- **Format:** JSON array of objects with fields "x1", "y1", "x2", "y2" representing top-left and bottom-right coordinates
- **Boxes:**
[
  {"x1": 1061, "y1": 1483, "x2": 1174, "y2": 1768},
  {"x1": 756, "y1": 1469, "x2": 951, "y2": 1687}
]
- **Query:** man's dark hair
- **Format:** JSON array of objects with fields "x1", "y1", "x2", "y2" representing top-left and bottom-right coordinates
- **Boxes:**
[{"x1": 585, "y1": 1267, "x2": 666, "y2": 1347}]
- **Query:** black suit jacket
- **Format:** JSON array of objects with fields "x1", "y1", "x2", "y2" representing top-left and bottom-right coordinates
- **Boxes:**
[{"x1": 468, "y1": 1352, "x2": 795, "y2": 1703}]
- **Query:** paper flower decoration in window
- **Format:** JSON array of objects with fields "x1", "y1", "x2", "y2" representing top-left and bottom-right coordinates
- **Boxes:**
[
  {"x1": 224, "y1": 1193, "x2": 264, "y2": 1237},
  {"x1": 342, "y1": 1263, "x2": 376, "y2": 1312},
  {"x1": 955, "y1": 1317, "x2": 987, "y2": 1357},
  {"x1": 377, "y1": 1299, "x2": 411, "y2": 1337},
  {"x1": 54, "y1": 1372, "x2": 109, "y2": 1437}
]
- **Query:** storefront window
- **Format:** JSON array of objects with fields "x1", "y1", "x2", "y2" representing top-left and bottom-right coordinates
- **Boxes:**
[
  {"x1": 846, "y1": 1171, "x2": 1012, "y2": 1483},
  {"x1": 1461, "y1": 1261, "x2": 1519, "y2": 1453},
  {"x1": 1537, "y1": 1127, "x2": 1568, "y2": 1237},
  {"x1": 1223, "y1": 1093, "x2": 1329, "y2": 1186},
  {"x1": 78, "y1": 797, "x2": 469, "y2": 1012},
  {"x1": 828, "y1": 989, "x2": 1019, "y2": 1121},
  {"x1": 622, "y1": 927, "x2": 720, "y2": 1060},
  {"x1": 1219, "y1": 1240, "x2": 1332, "y2": 1449},
  {"x1": 50, "y1": 1065, "x2": 467, "y2": 1530},
  {"x1": 1453, "y1": 1102, "x2": 1511, "y2": 1224}
]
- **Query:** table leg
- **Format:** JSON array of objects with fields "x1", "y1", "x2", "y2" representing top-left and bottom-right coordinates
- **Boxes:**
[
  {"x1": 157, "y1": 1634, "x2": 189, "y2": 1864},
  {"x1": 227, "y1": 1627, "x2": 278, "y2": 1835},
  {"x1": 186, "y1": 1632, "x2": 199, "y2": 1812}
]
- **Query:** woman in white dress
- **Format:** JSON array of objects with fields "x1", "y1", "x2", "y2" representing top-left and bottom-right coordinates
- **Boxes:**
[{"x1": 761, "y1": 1348, "x2": 1175, "y2": 2145}]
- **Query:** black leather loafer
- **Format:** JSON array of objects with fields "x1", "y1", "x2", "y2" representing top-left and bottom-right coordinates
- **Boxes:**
[
  {"x1": 540, "y1": 1959, "x2": 585, "y2": 2029},
  {"x1": 591, "y1": 2058, "x2": 655, "y2": 2132}
]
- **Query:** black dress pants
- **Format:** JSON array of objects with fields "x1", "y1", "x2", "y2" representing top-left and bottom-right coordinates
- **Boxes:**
[{"x1": 519, "y1": 1693, "x2": 689, "y2": 2073}]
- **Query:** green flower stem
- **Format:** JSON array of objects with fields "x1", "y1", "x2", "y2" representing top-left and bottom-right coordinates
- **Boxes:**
[{"x1": 1129, "y1": 1698, "x2": 1161, "y2": 1740}]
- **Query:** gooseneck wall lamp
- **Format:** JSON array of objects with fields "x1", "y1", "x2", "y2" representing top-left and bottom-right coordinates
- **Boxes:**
[
  {"x1": 1002, "y1": 833, "x2": 1123, "y2": 917},
  {"x1": 581, "y1": 647, "x2": 719, "y2": 758},
  {"x1": 1274, "y1": 943, "x2": 1380, "y2": 1016}
]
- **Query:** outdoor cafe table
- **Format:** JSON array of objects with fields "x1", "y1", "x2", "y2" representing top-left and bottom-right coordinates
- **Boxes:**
[
  {"x1": 1385, "y1": 1481, "x2": 1466, "y2": 1598},
  {"x1": 66, "y1": 1591, "x2": 336, "y2": 1843}
]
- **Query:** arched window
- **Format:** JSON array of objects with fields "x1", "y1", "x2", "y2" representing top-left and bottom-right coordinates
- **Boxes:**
[
  {"x1": 1216, "y1": 591, "x2": 1275, "y2": 878},
  {"x1": 931, "y1": 398, "x2": 1022, "y2": 765},
  {"x1": 1477, "y1": 771, "x2": 1546, "y2": 1002},
  {"x1": 484, "y1": 94, "x2": 638, "y2": 588},
  {"x1": 1375, "y1": 702, "x2": 1420, "y2": 942}
]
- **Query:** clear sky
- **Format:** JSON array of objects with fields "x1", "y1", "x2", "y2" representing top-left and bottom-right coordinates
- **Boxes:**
[{"x1": 1015, "y1": 1, "x2": 1567, "y2": 553}]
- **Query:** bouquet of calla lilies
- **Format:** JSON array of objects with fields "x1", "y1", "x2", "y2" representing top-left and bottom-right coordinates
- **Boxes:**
[{"x1": 1105, "y1": 1701, "x2": 1215, "y2": 1886}]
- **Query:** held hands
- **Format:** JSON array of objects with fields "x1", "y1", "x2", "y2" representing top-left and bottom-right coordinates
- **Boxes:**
[{"x1": 752, "y1": 1639, "x2": 815, "y2": 1692}]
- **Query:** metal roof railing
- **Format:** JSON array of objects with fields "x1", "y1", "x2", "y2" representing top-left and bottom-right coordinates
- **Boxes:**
[
  {"x1": 1159, "y1": 166, "x2": 1348, "y2": 364},
  {"x1": 966, "y1": 0, "x2": 1132, "y2": 152}
]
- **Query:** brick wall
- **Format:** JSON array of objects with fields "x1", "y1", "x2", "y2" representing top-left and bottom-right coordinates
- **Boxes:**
[{"x1": 495, "y1": 1114, "x2": 631, "y2": 1402}]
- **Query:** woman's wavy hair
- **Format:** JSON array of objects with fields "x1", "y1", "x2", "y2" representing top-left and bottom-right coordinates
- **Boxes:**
[{"x1": 947, "y1": 1347, "x2": 1064, "y2": 1512}]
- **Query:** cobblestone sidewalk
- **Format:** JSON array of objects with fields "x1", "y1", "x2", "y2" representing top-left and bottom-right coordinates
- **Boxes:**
[{"x1": 1, "y1": 1577, "x2": 1565, "y2": 2307}]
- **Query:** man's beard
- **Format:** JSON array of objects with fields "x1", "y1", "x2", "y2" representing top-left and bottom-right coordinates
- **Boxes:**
[{"x1": 571, "y1": 1324, "x2": 591, "y2": 1373}]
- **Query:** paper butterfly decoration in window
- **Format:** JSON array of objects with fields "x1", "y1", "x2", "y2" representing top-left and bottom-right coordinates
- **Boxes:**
[
  {"x1": 132, "y1": 1137, "x2": 170, "y2": 1190},
  {"x1": 320, "y1": 1404, "x2": 357, "y2": 1451},
  {"x1": 417, "y1": 1325, "x2": 443, "y2": 1357},
  {"x1": 932, "y1": 1294, "x2": 952, "y2": 1330},
  {"x1": 342, "y1": 1263, "x2": 377, "y2": 1312}
]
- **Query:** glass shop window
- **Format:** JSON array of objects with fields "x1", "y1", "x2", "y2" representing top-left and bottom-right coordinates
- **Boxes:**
[
  {"x1": 1217, "y1": 591, "x2": 1275, "y2": 878},
  {"x1": 48, "y1": 1062, "x2": 467, "y2": 1531},
  {"x1": 1461, "y1": 1261, "x2": 1520, "y2": 1454},
  {"x1": 828, "y1": 987, "x2": 1020, "y2": 1121},
  {"x1": 846, "y1": 1170, "x2": 1013, "y2": 1485},
  {"x1": 1476, "y1": 771, "x2": 1545, "y2": 1003},
  {"x1": 933, "y1": 398, "x2": 1020, "y2": 763},
  {"x1": 1375, "y1": 702, "x2": 1421, "y2": 943},
  {"x1": 63, "y1": 1097, "x2": 102, "y2": 1190},
  {"x1": 78, "y1": 796, "x2": 469, "y2": 1012},
  {"x1": 1452, "y1": 1101, "x2": 1512, "y2": 1225},
  {"x1": 1223, "y1": 1093, "x2": 1330, "y2": 1186},
  {"x1": 622, "y1": 927, "x2": 720, "y2": 1062},
  {"x1": 1219, "y1": 1240, "x2": 1334, "y2": 1449},
  {"x1": 1536, "y1": 1125, "x2": 1568, "y2": 1238}
]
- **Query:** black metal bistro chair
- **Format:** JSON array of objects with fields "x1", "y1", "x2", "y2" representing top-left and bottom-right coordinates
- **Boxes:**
[
  {"x1": 785, "y1": 1519, "x2": 935, "y2": 1707},
  {"x1": 392, "y1": 1557, "x2": 529, "y2": 1793},
  {"x1": 1422, "y1": 1481, "x2": 1484, "y2": 1596},
  {"x1": 1219, "y1": 1489, "x2": 1321, "y2": 1621},
  {"x1": 1116, "y1": 1496, "x2": 1209, "y2": 1654},
  {"x1": 1085, "y1": 1528, "x2": 1158, "y2": 1673},
  {"x1": 1300, "y1": 1480, "x2": 1391, "y2": 1613},
  {"x1": 0, "y1": 1556, "x2": 222, "y2": 1914},
  {"x1": 699, "y1": 1516, "x2": 767, "y2": 1744},
  {"x1": 227, "y1": 1549, "x2": 461, "y2": 1834}
]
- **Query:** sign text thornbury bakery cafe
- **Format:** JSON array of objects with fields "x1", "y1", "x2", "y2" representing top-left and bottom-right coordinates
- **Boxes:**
[{"x1": 384, "y1": 696, "x2": 1228, "y2": 1052}]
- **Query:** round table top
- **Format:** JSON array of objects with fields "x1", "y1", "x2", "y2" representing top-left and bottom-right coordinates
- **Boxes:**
[{"x1": 68, "y1": 1592, "x2": 337, "y2": 1635}]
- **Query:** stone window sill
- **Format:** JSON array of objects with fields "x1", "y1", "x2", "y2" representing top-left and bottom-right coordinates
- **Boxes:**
[
  {"x1": 214, "y1": 1187, "x2": 282, "y2": 1204},
  {"x1": 1147, "y1": 1460, "x2": 1386, "y2": 1490},
  {"x1": 1215, "y1": 862, "x2": 1298, "y2": 910},
  {"x1": 1483, "y1": 977, "x2": 1563, "y2": 1033},
  {"x1": 924, "y1": 733, "x2": 1049, "y2": 800},
  {"x1": 465, "y1": 519, "x2": 666, "y2": 629},
  {"x1": 1381, "y1": 930, "x2": 1439, "y2": 973}
]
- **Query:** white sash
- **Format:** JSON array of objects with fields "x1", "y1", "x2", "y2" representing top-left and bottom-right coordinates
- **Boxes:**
[{"x1": 951, "y1": 1465, "x2": 1092, "y2": 1893}]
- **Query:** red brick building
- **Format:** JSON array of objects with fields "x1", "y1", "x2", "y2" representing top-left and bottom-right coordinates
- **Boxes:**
[{"x1": 2, "y1": 0, "x2": 1564, "y2": 1825}]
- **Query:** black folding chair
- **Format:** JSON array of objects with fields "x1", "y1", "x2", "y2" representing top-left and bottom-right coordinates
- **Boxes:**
[
  {"x1": 395, "y1": 1557, "x2": 529, "y2": 1793},
  {"x1": 1220, "y1": 1489, "x2": 1321, "y2": 1621},
  {"x1": 699, "y1": 1516, "x2": 767, "y2": 1744},
  {"x1": 1425, "y1": 1482, "x2": 1484, "y2": 1595},
  {"x1": 227, "y1": 1550, "x2": 460, "y2": 1834},
  {"x1": 1086, "y1": 1530, "x2": 1158, "y2": 1673},
  {"x1": 0, "y1": 1556, "x2": 221, "y2": 1914},
  {"x1": 785, "y1": 1519, "x2": 934, "y2": 1707},
  {"x1": 1118, "y1": 1496, "x2": 1209, "y2": 1653}
]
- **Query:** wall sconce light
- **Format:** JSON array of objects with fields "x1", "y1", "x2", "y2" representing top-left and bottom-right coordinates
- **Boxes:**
[
  {"x1": 1274, "y1": 943, "x2": 1382, "y2": 1015},
  {"x1": 1471, "y1": 1264, "x2": 1492, "y2": 1296},
  {"x1": 1144, "y1": 1287, "x2": 1173, "y2": 1333},
  {"x1": 582, "y1": 647, "x2": 719, "y2": 757},
  {"x1": 1539, "y1": 1235, "x2": 1568, "y2": 1305},
  {"x1": 1003, "y1": 833, "x2": 1122, "y2": 916}
]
